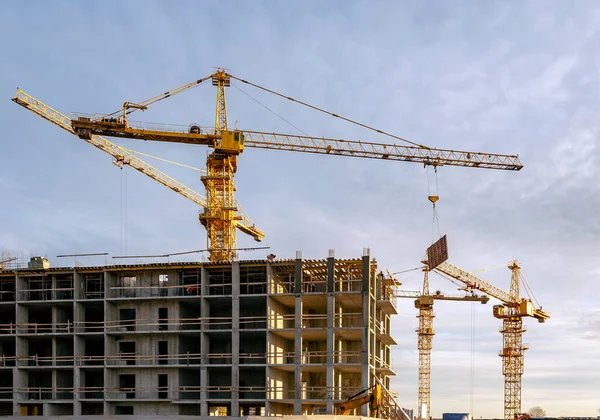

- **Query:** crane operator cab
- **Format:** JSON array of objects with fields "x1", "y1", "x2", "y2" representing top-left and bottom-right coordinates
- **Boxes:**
[{"x1": 216, "y1": 130, "x2": 245, "y2": 154}]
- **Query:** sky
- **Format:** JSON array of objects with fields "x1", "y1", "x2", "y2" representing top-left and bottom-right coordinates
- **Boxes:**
[{"x1": 1, "y1": 1, "x2": 599, "y2": 418}]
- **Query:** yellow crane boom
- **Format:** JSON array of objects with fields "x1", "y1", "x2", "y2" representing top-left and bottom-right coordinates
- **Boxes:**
[
  {"x1": 11, "y1": 89, "x2": 264, "y2": 244},
  {"x1": 71, "y1": 117, "x2": 523, "y2": 170}
]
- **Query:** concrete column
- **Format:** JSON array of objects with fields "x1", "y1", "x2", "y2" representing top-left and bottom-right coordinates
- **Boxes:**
[
  {"x1": 326, "y1": 249, "x2": 335, "y2": 414},
  {"x1": 73, "y1": 270, "x2": 82, "y2": 416},
  {"x1": 14, "y1": 293, "x2": 27, "y2": 415},
  {"x1": 293, "y1": 251, "x2": 303, "y2": 415},
  {"x1": 102, "y1": 270, "x2": 110, "y2": 416},
  {"x1": 361, "y1": 249, "x2": 371, "y2": 417},
  {"x1": 200, "y1": 287, "x2": 209, "y2": 416},
  {"x1": 231, "y1": 261, "x2": 240, "y2": 416},
  {"x1": 12, "y1": 273, "x2": 20, "y2": 415}
]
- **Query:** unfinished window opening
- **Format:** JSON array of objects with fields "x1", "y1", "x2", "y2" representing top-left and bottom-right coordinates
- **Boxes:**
[
  {"x1": 25, "y1": 276, "x2": 51, "y2": 301},
  {"x1": 240, "y1": 331, "x2": 266, "y2": 364},
  {"x1": 55, "y1": 337, "x2": 74, "y2": 366},
  {"x1": 241, "y1": 405, "x2": 265, "y2": 416},
  {"x1": 0, "y1": 339, "x2": 16, "y2": 367},
  {"x1": 208, "y1": 299, "x2": 232, "y2": 330},
  {"x1": 115, "y1": 405, "x2": 134, "y2": 415},
  {"x1": 119, "y1": 342, "x2": 136, "y2": 365},
  {"x1": 119, "y1": 276, "x2": 137, "y2": 298},
  {"x1": 0, "y1": 371, "x2": 12, "y2": 399},
  {"x1": 27, "y1": 337, "x2": 53, "y2": 366},
  {"x1": 269, "y1": 264, "x2": 295, "y2": 294},
  {"x1": 178, "y1": 336, "x2": 200, "y2": 365},
  {"x1": 81, "y1": 402, "x2": 103, "y2": 415},
  {"x1": 83, "y1": 336, "x2": 104, "y2": 366},
  {"x1": 20, "y1": 404, "x2": 43, "y2": 416},
  {"x1": 207, "y1": 268, "x2": 232, "y2": 296},
  {"x1": 0, "y1": 307, "x2": 15, "y2": 335},
  {"x1": 83, "y1": 273, "x2": 104, "y2": 299},
  {"x1": 55, "y1": 370, "x2": 74, "y2": 399},
  {"x1": 158, "y1": 274, "x2": 169, "y2": 296},
  {"x1": 158, "y1": 307, "x2": 168, "y2": 331},
  {"x1": 0, "y1": 403, "x2": 11, "y2": 416},
  {"x1": 209, "y1": 405, "x2": 229, "y2": 416},
  {"x1": 182, "y1": 269, "x2": 200, "y2": 296},
  {"x1": 119, "y1": 308, "x2": 136, "y2": 331},
  {"x1": 158, "y1": 341, "x2": 168, "y2": 365},
  {"x1": 240, "y1": 266, "x2": 267, "y2": 294},
  {"x1": 179, "y1": 368, "x2": 200, "y2": 400},
  {"x1": 82, "y1": 369, "x2": 104, "y2": 399},
  {"x1": 208, "y1": 367, "x2": 232, "y2": 399},
  {"x1": 55, "y1": 274, "x2": 74, "y2": 300},
  {"x1": 28, "y1": 371, "x2": 52, "y2": 399},
  {"x1": 179, "y1": 301, "x2": 201, "y2": 331},
  {"x1": 0, "y1": 280, "x2": 15, "y2": 302},
  {"x1": 83, "y1": 303, "x2": 104, "y2": 333},
  {"x1": 208, "y1": 333, "x2": 232, "y2": 364},
  {"x1": 119, "y1": 374, "x2": 135, "y2": 399},
  {"x1": 239, "y1": 367, "x2": 266, "y2": 399},
  {"x1": 158, "y1": 374, "x2": 168, "y2": 399},
  {"x1": 240, "y1": 296, "x2": 267, "y2": 329}
]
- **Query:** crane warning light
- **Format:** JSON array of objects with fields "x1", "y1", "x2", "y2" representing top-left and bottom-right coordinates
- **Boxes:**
[{"x1": 426, "y1": 235, "x2": 448, "y2": 271}]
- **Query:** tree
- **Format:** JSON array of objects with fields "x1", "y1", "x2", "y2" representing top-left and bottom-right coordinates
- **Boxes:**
[{"x1": 528, "y1": 407, "x2": 546, "y2": 418}]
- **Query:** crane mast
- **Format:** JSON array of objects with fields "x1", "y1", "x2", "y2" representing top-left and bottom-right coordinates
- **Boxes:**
[
  {"x1": 393, "y1": 269, "x2": 489, "y2": 420},
  {"x1": 433, "y1": 260, "x2": 549, "y2": 420},
  {"x1": 200, "y1": 70, "x2": 239, "y2": 262},
  {"x1": 415, "y1": 269, "x2": 434, "y2": 420},
  {"x1": 500, "y1": 261, "x2": 526, "y2": 420}
]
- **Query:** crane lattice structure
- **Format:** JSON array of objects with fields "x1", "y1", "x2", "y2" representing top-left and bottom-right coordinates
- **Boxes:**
[
  {"x1": 13, "y1": 69, "x2": 522, "y2": 262},
  {"x1": 393, "y1": 275, "x2": 488, "y2": 420},
  {"x1": 433, "y1": 261, "x2": 549, "y2": 420}
]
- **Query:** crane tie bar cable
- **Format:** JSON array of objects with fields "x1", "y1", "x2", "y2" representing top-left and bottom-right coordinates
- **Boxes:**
[{"x1": 228, "y1": 74, "x2": 429, "y2": 149}]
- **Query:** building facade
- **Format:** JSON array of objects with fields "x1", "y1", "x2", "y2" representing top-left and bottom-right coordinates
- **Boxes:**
[{"x1": 0, "y1": 250, "x2": 398, "y2": 417}]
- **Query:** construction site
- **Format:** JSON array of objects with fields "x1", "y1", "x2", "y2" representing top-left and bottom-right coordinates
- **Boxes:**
[
  {"x1": 0, "y1": 250, "x2": 402, "y2": 417},
  {"x1": 3, "y1": 69, "x2": 550, "y2": 420}
]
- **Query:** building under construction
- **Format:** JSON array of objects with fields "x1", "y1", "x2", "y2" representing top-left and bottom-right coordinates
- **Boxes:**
[{"x1": 0, "y1": 250, "x2": 400, "y2": 417}]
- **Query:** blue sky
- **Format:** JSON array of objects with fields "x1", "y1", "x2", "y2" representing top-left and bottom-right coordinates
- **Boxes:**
[{"x1": 1, "y1": 1, "x2": 599, "y2": 417}]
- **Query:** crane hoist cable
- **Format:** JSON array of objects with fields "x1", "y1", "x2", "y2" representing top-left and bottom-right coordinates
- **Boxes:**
[{"x1": 426, "y1": 166, "x2": 442, "y2": 242}]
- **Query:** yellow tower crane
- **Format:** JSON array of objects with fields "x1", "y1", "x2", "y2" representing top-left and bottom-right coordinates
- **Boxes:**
[
  {"x1": 13, "y1": 69, "x2": 523, "y2": 262},
  {"x1": 394, "y1": 277, "x2": 488, "y2": 420},
  {"x1": 11, "y1": 89, "x2": 262, "y2": 252},
  {"x1": 433, "y1": 261, "x2": 549, "y2": 420}
]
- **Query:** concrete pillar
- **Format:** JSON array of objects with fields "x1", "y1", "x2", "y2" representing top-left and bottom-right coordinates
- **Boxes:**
[
  {"x1": 73, "y1": 271, "x2": 83, "y2": 416},
  {"x1": 231, "y1": 261, "x2": 240, "y2": 416},
  {"x1": 200, "y1": 283, "x2": 210, "y2": 417},
  {"x1": 293, "y1": 250, "x2": 303, "y2": 415},
  {"x1": 326, "y1": 249, "x2": 335, "y2": 414},
  {"x1": 361, "y1": 249, "x2": 372, "y2": 417},
  {"x1": 102, "y1": 270, "x2": 110, "y2": 416}
]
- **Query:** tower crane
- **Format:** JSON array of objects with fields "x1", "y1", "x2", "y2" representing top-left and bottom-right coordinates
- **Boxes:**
[
  {"x1": 392, "y1": 274, "x2": 489, "y2": 420},
  {"x1": 10, "y1": 90, "x2": 265, "y2": 247},
  {"x1": 432, "y1": 260, "x2": 549, "y2": 420},
  {"x1": 13, "y1": 70, "x2": 522, "y2": 262}
]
